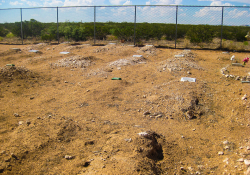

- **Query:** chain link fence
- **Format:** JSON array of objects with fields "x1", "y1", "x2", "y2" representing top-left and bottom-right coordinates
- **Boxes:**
[{"x1": 0, "y1": 5, "x2": 249, "y2": 50}]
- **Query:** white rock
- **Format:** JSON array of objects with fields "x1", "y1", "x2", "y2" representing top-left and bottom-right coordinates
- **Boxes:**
[
  {"x1": 231, "y1": 55, "x2": 235, "y2": 60},
  {"x1": 223, "y1": 140, "x2": 229, "y2": 145},
  {"x1": 65, "y1": 155, "x2": 74, "y2": 159},
  {"x1": 247, "y1": 146, "x2": 250, "y2": 150},
  {"x1": 14, "y1": 113, "x2": 20, "y2": 117},
  {"x1": 244, "y1": 159, "x2": 250, "y2": 166},
  {"x1": 242, "y1": 94, "x2": 247, "y2": 100},
  {"x1": 237, "y1": 158, "x2": 244, "y2": 162},
  {"x1": 138, "y1": 132, "x2": 148, "y2": 137},
  {"x1": 218, "y1": 151, "x2": 224, "y2": 155},
  {"x1": 18, "y1": 121, "x2": 24, "y2": 125}
]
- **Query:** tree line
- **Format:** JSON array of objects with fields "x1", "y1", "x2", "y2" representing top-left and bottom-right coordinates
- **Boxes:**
[{"x1": 0, "y1": 19, "x2": 249, "y2": 44}]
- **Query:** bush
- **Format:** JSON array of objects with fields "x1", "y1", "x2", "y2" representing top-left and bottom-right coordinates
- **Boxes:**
[
  {"x1": 0, "y1": 36, "x2": 3, "y2": 41},
  {"x1": 6, "y1": 32, "x2": 15, "y2": 38},
  {"x1": 186, "y1": 25, "x2": 214, "y2": 46}
]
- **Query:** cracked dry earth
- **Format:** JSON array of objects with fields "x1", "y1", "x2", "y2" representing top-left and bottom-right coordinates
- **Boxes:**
[{"x1": 0, "y1": 43, "x2": 249, "y2": 175}]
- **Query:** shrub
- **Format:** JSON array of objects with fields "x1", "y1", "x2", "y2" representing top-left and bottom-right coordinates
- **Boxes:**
[
  {"x1": 186, "y1": 25, "x2": 214, "y2": 47},
  {"x1": 6, "y1": 32, "x2": 15, "y2": 38},
  {"x1": 243, "y1": 41, "x2": 249, "y2": 46},
  {"x1": 0, "y1": 36, "x2": 3, "y2": 41}
]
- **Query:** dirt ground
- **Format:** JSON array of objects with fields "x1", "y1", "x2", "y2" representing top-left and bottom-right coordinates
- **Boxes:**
[{"x1": 0, "y1": 42, "x2": 249, "y2": 175}]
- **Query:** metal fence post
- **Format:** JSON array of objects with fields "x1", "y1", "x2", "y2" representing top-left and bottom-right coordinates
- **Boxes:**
[
  {"x1": 94, "y1": 6, "x2": 96, "y2": 45},
  {"x1": 134, "y1": 5, "x2": 136, "y2": 45},
  {"x1": 57, "y1": 7, "x2": 59, "y2": 44},
  {"x1": 20, "y1": 8, "x2": 23, "y2": 45},
  {"x1": 220, "y1": 7, "x2": 224, "y2": 49},
  {"x1": 175, "y1": 6, "x2": 178, "y2": 49}
]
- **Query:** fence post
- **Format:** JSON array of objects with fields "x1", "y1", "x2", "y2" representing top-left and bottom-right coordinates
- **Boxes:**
[
  {"x1": 94, "y1": 6, "x2": 96, "y2": 45},
  {"x1": 20, "y1": 8, "x2": 23, "y2": 45},
  {"x1": 57, "y1": 7, "x2": 59, "y2": 44},
  {"x1": 220, "y1": 7, "x2": 224, "y2": 49},
  {"x1": 134, "y1": 5, "x2": 136, "y2": 46},
  {"x1": 175, "y1": 6, "x2": 178, "y2": 49}
]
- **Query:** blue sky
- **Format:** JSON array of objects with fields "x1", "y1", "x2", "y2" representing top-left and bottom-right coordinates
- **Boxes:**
[
  {"x1": 0, "y1": 0, "x2": 250, "y2": 25},
  {"x1": 0, "y1": 0, "x2": 250, "y2": 8}
]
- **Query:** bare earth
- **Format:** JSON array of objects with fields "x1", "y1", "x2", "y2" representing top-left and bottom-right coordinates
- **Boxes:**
[{"x1": 0, "y1": 43, "x2": 249, "y2": 175}]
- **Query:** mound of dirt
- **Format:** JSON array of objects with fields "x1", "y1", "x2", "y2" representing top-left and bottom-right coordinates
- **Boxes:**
[
  {"x1": 137, "y1": 45, "x2": 158, "y2": 56},
  {"x1": 109, "y1": 56, "x2": 146, "y2": 68},
  {"x1": 160, "y1": 51, "x2": 202, "y2": 72},
  {"x1": 0, "y1": 66, "x2": 38, "y2": 81},
  {"x1": 51, "y1": 56, "x2": 96, "y2": 68}
]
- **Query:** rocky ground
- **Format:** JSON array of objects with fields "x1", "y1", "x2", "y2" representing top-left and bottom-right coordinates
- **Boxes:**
[{"x1": 0, "y1": 43, "x2": 249, "y2": 174}]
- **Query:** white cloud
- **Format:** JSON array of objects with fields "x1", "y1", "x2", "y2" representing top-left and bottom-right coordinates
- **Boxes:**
[
  {"x1": 146, "y1": 1, "x2": 150, "y2": 5},
  {"x1": 43, "y1": 0, "x2": 63, "y2": 6},
  {"x1": 228, "y1": 8, "x2": 250, "y2": 18},
  {"x1": 198, "y1": 0, "x2": 250, "y2": 5},
  {"x1": 194, "y1": 1, "x2": 233, "y2": 18},
  {"x1": 9, "y1": 1, "x2": 23, "y2": 5},
  {"x1": 2, "y1": 0, "x2": 5, "y2": 2},
  {"x1": 150, "y1": 0, "x2": 182, "y2": 5},
  {"x1": 137, "y1": 6, "x2": 176, "y2": 23},
  {"x1": 63, "y1": 0, "x2": 105, "y2": 6},
  {"x1": 123, "y1": 0, "x2": 132, "y2": 5},
  {"x1": 210, "y1": 1, "x2": 232, "y2": 6},
  {"x1": 109, "y1": 0, "x2": 125, "y2": 5}
]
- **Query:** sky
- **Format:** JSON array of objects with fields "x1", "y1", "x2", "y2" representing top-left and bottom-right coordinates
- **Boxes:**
[
  {"x1": 0, "y1": 0, "x2": 250, "y2": 25},
  {"x1": 0, "y1": 0, "x2": 250, "y2": 8}
]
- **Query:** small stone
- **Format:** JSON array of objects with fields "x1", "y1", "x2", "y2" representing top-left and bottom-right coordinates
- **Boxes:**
[
  {"x1": 14, "y1": 113, "x2": 20, "y2": 117},
  {"x1": 223, "y1": 140, "x2": 229, "y2": 145},
  {"x1": 26, "y1": 120, "x2": 31, "y2": 125},
  {"x1": 224, "y1": 146, "x2": 230, "y2": 149},
  {"x1": 193, "y1": 129, "x2": 196, "y2": 131},
  {"x1": 64, "y1": 81, "x2": 68, "y2": 83},
  {"x1": 186, "y1": 110, "x2": 194, "y2": 119},
  {"x1": 237, "y1": 158, "x2": 244, "y2": 162},
  {"x1": 87, "y1": 90, "x2": 90, "y2": 92},
  {"x1": 235, "y1": 76, "x2": 240, "y2": 80},
  {"x1": 18, "y1": 121, "x2": 24, "y2": 125},
  {"x1": 244, "y1": 159, "x2": 250, "y2": 166},
  {"x1": 246, "y1": 146, "x2": 250, "y2": 150},
  {"x1": 218, "y1": 151, "x2": 224, "y2": 155},
  {"x1": 155, "y1": 114, "x2": 162, "y2": 118},
  {"x1": 223, "y1": 158, "x2": 229, "y2": 164},
  {"x1": 242, "y1": 94, "x2": 247, "y2": 100},
  {"x1": 143, "y1": 111, "x2": 150, "y2": 115},
  {"x1": 11, "y1": 153, "x2": 18, "y2": 159},
  {"x1": 124, "y1": 138, "x2": 132, "y2": 142},
  {"x1": 65, "y1": 155, "x2": 74, "y2": 160},
  {"x1": 187, "y1": 71, "x2": 191, "y2": 74}
]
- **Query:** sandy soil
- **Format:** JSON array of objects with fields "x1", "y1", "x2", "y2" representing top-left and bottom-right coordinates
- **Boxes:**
[{"x1": 0, "y1": 43, "x2": 250, "y2": 175}]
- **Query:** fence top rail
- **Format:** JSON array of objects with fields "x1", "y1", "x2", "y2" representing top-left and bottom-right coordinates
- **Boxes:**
[{"x1": 0, "y1": 5, "x2": 250, "y2": 10}]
